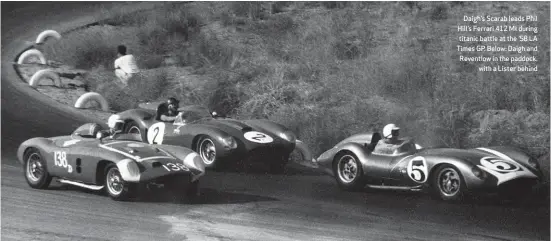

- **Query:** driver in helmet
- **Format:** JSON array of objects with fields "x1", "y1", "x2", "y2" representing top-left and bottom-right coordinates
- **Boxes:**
[
  {"x1": 382, "y1": 123, "x2": 402, "y2": 145},
  {"x1": 96, "y1": 115, "x2": 124, "y2": 139},
  {"x1": 160, "y1": 97, "x2": 181, "y2": 122},
  {"x1": 373, "y1": 123, "x2": 404, "y2": 154}
]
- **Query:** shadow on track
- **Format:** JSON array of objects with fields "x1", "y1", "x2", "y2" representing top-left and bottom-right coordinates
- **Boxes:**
[{"x1": 46, "y1": 182, "x2": 279, "y2": 205}]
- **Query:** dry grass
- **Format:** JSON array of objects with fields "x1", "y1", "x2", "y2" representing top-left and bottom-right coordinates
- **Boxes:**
[{"x1": 42, "y1": 2, "x2": 550, "y2": 180}]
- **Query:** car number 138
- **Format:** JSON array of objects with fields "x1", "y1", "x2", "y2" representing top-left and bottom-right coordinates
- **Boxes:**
[{"x1": 162, "y1": 162, "x2": 189, "y2": 172}]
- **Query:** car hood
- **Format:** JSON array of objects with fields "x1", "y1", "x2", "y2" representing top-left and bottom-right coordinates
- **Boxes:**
[
  {"x1": 99, "y1": 141, "x2": 177, "y2": 162},
  {"x1": 419, "y1": 147, "x2": 522, "y2": 166},
  {"x1": 201, "y1": 119, "x2": 255, "y2": 132}
]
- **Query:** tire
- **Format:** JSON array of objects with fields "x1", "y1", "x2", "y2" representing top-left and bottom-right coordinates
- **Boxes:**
[
  {"x1": 104, "y1": 164, "x2": 135, "y2": 201},
  {"x1": 124, "y1": 121, "x2": 144, "y2": 142},
  {"x1": 333, "y1": 152, "x2": 366, "y2": 191},
  {"x1": 432, "y1": 164, "x2": 466, "y2": 202},
  {"x1": 196, "y1": 136, "x2": 219, "y2": 169},
  {"x1": 23, "y1": 148, "x2": 52, "y2": 189}
]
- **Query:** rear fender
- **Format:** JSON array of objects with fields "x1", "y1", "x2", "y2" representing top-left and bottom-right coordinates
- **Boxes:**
[
  {"x1": 317, "y1": 142, "x2": 370, "y2": 177},
  {"x1": 117, "y1": 109, "x2": 155, "y2": 129}
]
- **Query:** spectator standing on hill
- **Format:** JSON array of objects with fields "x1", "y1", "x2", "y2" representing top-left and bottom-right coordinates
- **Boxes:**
[{"x1": 114, "y1": 45, "x2": 139, "y2": 86}]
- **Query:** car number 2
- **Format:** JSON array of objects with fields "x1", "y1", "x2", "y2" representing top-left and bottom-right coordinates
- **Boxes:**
[
  {"x1": 162, "y1": 162, "x2": 189, "y2": 172},
  {"x1": 147, "y1": 122, "x2": 166, "y2": 144},
  {"x1": 244, "y1": 131, "x2": 273, "y2": 143},
  {"x1": 54, "y1": 151, "x2": 73, "y2": 173}
]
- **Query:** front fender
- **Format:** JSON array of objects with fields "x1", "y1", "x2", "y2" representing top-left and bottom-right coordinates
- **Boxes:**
[
  {"x1": 153, "y1": 144, "x2": 205, "y2": 177},
  {"x1": 17, "y1": 137, "x2": 52, "y2": 165},
  {"x1": 425, "y1": 156, "x2": 484, "y2": 190}
]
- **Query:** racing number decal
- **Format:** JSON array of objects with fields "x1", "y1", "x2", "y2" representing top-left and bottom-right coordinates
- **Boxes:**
[
  {"x1": 162, "y1": 162, "x2": 189, "y2": 172},
  {"x1": 54, "y1": 151, "x2": 73, "y2": 173},
  {"x1": 244, "y1": 131, "x2": 273, "y2": 143},
  {"x1": 407, "y1": 156, "x2": 428, "y2": 183},
  {"x1": 147, "y1": 122, "x2": 166, "y2": 144},
  {"x1": 480, "y1": 157, "x2": 519, "y2": 173}
]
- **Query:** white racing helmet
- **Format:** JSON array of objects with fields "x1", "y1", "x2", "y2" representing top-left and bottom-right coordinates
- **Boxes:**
[
  {"x1": 383, "y1": 123, "x2": 400, "y2": 138},
  {"x1": 107, "y1": 114, "x2": 124, "y2": 132}
]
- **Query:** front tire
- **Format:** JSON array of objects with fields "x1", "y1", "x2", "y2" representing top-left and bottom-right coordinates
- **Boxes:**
[
  {"x1": 24, "y1": 148, "x2": 52, "y2": 189},
  {"x1": 333, "y1": 152, "x2": 366, "y2": 191},
  {"x1": 104, "y1": 164, "x2": 135, "y2": 201},
  {"x1": 432, "y1": 164, "x2": 466, "y2": 201},
  {"x1": 196, "y1": 136, "x2": 218, "y2": 169}
]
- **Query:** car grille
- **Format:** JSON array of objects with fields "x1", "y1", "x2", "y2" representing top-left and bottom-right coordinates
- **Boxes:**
[
  {"x1": 246, "y1": 147, "x2": 288, "y2": 163},
  {"x1": 497, "y1": 178, "x2": 539, "y2": 194}
]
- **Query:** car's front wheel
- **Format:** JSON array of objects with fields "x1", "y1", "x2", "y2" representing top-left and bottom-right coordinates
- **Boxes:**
[
  {"x1": 24, "y1": 148, "x2": 52, "y2": 189},
  {"x1": 104, "y1": 164, "x2": 135, "y2": 201},
  {"x1": 333, "y1": 152, "x2": 366, "y2": 191},
  {"x1": 432, "y1": 164, "x2": 466, "y2": 201},
  {"x1": 196, "y1": 136, "x2": 218, "y2": 169}
]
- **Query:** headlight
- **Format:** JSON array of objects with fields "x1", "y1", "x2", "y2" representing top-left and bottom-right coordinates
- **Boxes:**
[
  {"x1": 528, "y1": 157, "x2": 540, "y2": 169},
  {"x1": 278, "y1": 130, "x2": 296, "y2": 142},
  {"x1": 472, "y1": 166, "x2": 487, "y2": 179},
  {"x1": 218, "y1": 136, "x2": 237, "y2": 149}
]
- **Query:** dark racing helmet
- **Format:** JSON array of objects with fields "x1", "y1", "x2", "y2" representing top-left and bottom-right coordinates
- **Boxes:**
[{"x1": 167, "y1": 97, "x2": 179, "y2": 112}]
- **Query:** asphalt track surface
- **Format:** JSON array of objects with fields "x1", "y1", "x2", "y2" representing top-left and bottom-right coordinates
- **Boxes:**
[{"x1": 1, "y1": 3, "x2": 549, "y2": 241}]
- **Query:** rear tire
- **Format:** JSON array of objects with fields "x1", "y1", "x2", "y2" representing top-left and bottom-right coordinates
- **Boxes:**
[
  {"x1": 104, "y1": 164, "x2": 135, "y2": 201},
  {"x1": 432, "y1": 164, "x2": 466, "y2": 202},
  {"x1": 333, "y1": 152, "x2": 366, "y2": 191},
  {"x1": 124, "y1": 121, "x2": 144, "y2": 142},
  {"x1": 24, "y1": 148, "x2": 52, "y2": 189}
]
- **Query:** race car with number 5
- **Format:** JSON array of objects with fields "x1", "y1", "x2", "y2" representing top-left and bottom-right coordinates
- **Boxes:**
[
  {"x1": 112, "y1": 104, "x2": 297, "y2": 173},
  {"x1": 17, "y1": 123, "x2": 206, "y2": 202},
  {"x1": 313, "y1": 132, "x2": 544, "y2": 201}
]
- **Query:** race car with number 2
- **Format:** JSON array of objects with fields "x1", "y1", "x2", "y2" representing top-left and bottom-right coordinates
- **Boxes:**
[
  {"x1": 17, "y1": 123, "x2": 205, "y2": 202},
  {"x1": 112, "y1": 104, "x2": 297, "y2": 173},
  {"x1": 314, "y1": 132, "x2": 544, "y2": 201}
]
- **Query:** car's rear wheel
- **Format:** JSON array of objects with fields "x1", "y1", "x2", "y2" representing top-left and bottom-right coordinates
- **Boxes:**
[
  {"x1": 333, "y1": 152, "x2": 365, "y2": 191},
  {"x1": 432, "y1": 164, "x2": 466, "y2": 201},
  {"x1": 124, "y1": 121, "x2": 144, "y2": 141},
  {"x1": 197, "y1": 136, "x2": 218, "y2": 169},
  {"x1": 24, "y1": 148, "x2": 52, "y2": 189},
  {"x1": 104, "y1": 164, "x2": 135, "y2": 201}
]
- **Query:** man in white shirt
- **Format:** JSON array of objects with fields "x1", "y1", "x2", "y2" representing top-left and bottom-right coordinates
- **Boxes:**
[{"x1": 114, "y1": 45, "x2": 139, "y2": 86}]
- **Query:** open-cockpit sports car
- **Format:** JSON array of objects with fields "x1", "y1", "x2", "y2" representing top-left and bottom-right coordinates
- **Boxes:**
[
  {"x1": 314, "y1": 132, "x2": 544, "y2": 201},
  {"x1": 17, "y1": 123, "x2": 205, "y2": 202},
  {"x1": 111, "y1": 104, "x2": 297, "y2": 173}
]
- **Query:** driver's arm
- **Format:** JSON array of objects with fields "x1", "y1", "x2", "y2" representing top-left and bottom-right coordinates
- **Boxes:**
[{"x1": 160, "y1": 114, "x2": 178, "y2": 122}]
